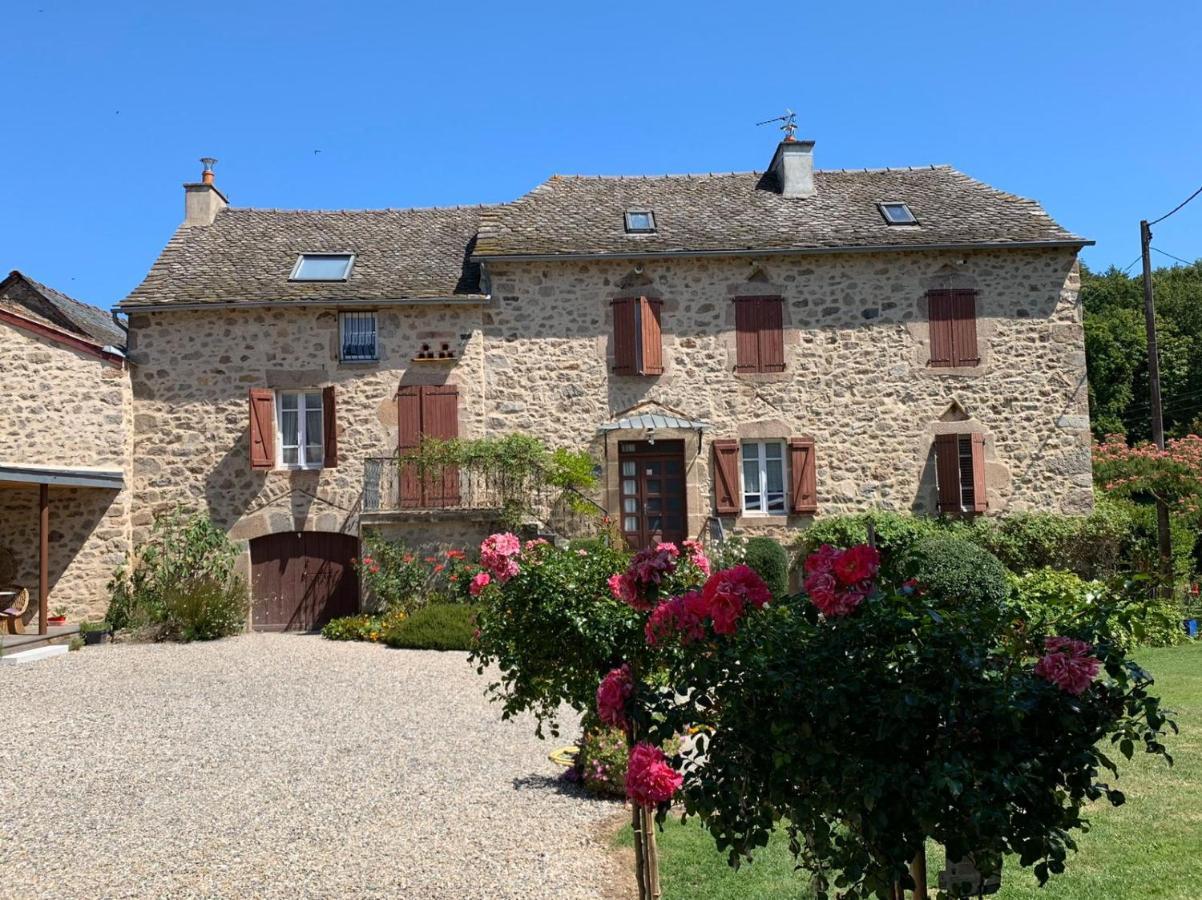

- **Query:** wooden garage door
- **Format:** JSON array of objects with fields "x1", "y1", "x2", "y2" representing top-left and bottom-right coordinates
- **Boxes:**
[{"x1": 250, "y1": 532, "x2": 360, "y2": 631}]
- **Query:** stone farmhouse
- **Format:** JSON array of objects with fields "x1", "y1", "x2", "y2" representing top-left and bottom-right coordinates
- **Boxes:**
[{"x1": 7, "y1": 136, "x2": 1095, "y2": 631}]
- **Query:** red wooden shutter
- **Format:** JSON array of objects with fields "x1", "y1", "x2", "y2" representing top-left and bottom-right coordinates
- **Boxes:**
[
  {"x1": 734, "y1": 298, "x2": 760, "y2": 372},
  {"x1": 639, "y1": 297, "x2": 664, "y2": 375},
  {"x1": 712, "y1": 439, "x2": 741, "y2": 515},
  {"x1": 933, "y1": 434, "x2": 962, "y2": 513},
  {"x1": 951, "y1": 290, "x2": 979, "y2": 367},
  {"x1": 420, "y1": 384, "x2": 460, "y2": 507},
  {"x1": 927, "y1": 291, "x2": 954, "y2": 368},
  {"x1": 970, "y1": 433, "x2": 988, "y2": 513},
  {"x1": 397, "y1": 386, "x2": 423, "y2": 507},
  {"x1": 788, "y1": 438, "x2": 817, "y2": 514},
  {"x1": 611, "y1": 297, "x2": 638, "y2": 375},
  {"x1": 249, "y1": 388, "x2": 275, "y2": 470},
  {"x1": 322, "y1": 385, "x2": 338, "y2": 469},
  {"x1": 758, "y1": 297, "x2": 785, "y2": 373}
]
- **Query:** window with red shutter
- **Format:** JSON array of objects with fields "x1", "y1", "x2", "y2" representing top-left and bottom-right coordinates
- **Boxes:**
[
  {"x1": 612, "y1": 296, "x2": 663, "y2": 376},
  {"x1": 711, "y1": 440, "x2": 741, "y2": 515},
  {"x1": 927, "y1": 289, "x2": 979, "y2": 368},
  {"x1": 396, "y1": 384, "x2": 461, "y2": 507},
  {"x1": 734, "y1": 296, "x2": 785, "y2": 373},
  {"x1": 933, "y1": 432, "x2": 987, "y2": 514},
  {"x1": 322, "y1": 386, "x2": 338, "y2": 469},
  {"x1": 249, "y1": 389, "x2": 275, "y2": 470},
  {"x1": 639, "y1": 297, "x2": 663, "y2": 375},
  {"x1": 787, "y1": 438, "x2": 818, "y2": 514}
]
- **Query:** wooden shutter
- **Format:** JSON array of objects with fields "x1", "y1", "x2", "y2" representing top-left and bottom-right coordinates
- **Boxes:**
[
  {"x1": 712, "y1": 439, "x2": 741, "y2": 515},
  {"x1": 758, "y1": 298, "x2": 785, "y2": 372},
  {"x1": 396, "y1": 386, "x2": 423, "y2": 507},
  {"x1": 788, "y1": 438, "x2": 818, "y2": 514},
  {"x1": 950, "y1": 290, "x2": 980, "y2": 366},
  {"x1": 928, "y1": 291, "x2": 955, "y2": 368},
  {"x1": 420, "y1": 384, "x2": 460, "y2": 507},
  {"x1": 611, "y1": 297, "x2": 638, "y2": 375},
  {"x1": 322, "y1": 385, "x2": 338, "y2": 469},
  {"x1": 639, "y1": 297, "x2": 664, "y2": 375},
  {"x1": 933, "y1": 434, "x2": 962, "y2": 513},
  {"x1": 969, "y1": 433, "x2": 988, "y2": 513},
  {"x1": 734, "y1": 298, "x2": 760, "y2": 372},
  {"x1": 249, "y1": 388, "x2": 275, "y2": 470}
]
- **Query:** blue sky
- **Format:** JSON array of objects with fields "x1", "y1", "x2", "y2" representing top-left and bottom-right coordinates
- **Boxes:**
[{"x1": 3, "y1": 0, "x2": 1200, "y2": 310}]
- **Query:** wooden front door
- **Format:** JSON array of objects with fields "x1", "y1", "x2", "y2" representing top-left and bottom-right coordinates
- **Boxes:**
[
  {"x1": 618, "y1": 440, "x2": 687, "y2": 550},
  {"x1": 250, "y1": 532, "x2": 360, "y2": 631}
]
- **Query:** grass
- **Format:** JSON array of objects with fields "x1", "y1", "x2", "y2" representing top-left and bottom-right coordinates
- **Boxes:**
[{"x1": 614, "y1": 643, "x2": 1202, "y2": 899}]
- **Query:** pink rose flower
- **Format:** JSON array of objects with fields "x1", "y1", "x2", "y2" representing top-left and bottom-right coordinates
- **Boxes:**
[
  {"x1": 804, "y1": 544, "x2": 840, "y2": 575},
  {"x1": 1034, "y1": 637, "x2": 1101, "y2": 695},
  {"x1": 469, "y1": 572, "x2": 491, "y2": 597},
  {"x1": 682, "y1": 539, "x2": 711, "y2": 576},
  {"x1": 655, "y1": 542, "x2": 681, "y2": 558},
  {"x1": 626, "y1": 743, "x2": 683, "y2": 808},
  {"x1": 832, "y1": 544, "x2": 881, "y2": 586},
  {"x1": 608, "y1": 572, "x2": 637, "y2": 604},
  {"x1": 480, "y1": 532, "x2": 522, "y2": 583},
  {"x1": 645, "y1": 591, "x2": 708, "y2": 646},
  {"x1": 596, "y1": 664, "x2": 633, "y2": 730},
  {"x1": 699, "y1": 565, "x2": 772, "y2": 635}
]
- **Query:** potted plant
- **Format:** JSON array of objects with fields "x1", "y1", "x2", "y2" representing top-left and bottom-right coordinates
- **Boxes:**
[
  {"x1": 79, "y1": 619, "x2": 109, "y2": 645},
  {"x1": 47, "y1": 607, "x2": 67, "y2": 627}
]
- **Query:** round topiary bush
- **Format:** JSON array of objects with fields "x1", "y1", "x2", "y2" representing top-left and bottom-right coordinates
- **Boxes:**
[
  {"x1": 901, "y1": 534, "x2": 1009, "y2": 607},
  {"x1": 742, "y1": 537, "x2": 789, "y2": 597}
]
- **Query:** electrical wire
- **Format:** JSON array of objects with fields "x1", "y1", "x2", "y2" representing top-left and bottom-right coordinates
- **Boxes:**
[
  {"x1": 1149, "y1": 184, "x2": 1202, "y2": 225},
  {"x1": 1151, "y1": 247, "x2": 1197, "y2": 267}
]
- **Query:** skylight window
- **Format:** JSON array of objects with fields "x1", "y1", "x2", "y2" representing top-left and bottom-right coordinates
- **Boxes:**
[
  {"x1": 291, "y1": 253, "x2": 354, "y2": 281},
  {"x1": 878, "y1": 202, "x2": 918, "y2": 226},
  {"x1": 624, "y1": 210, "x2": 656, "y2": 234}
]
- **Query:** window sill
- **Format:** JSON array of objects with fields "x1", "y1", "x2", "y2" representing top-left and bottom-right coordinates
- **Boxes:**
[
  {"x1": 733, "y1": 370, "x2": 789, "y2": 384},
  {"x1": 921, "y1": 363, "x2": 986, "y2": 377},
  {"x1": 411, "y1": 357, "x2": 458, "y2": 365},
  {"x1": 338, "y1": 358, "x2": 379, "y2": 368}
]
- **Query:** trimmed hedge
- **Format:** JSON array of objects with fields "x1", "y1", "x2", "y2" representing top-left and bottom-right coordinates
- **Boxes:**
[
  {"x1": 743, "y1": 537, "x2": 789, "y2": 597},
  {"x1": 900, "y1": 535, "x2": 1010, "y2": 608},
  {"x1": 381, "y1": 603, "x2": 480, "y2": 651}
]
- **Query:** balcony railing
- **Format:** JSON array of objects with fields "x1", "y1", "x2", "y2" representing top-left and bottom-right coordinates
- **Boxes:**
[{"x1": 362, "y1": 456, "x2": 607, "y2": 539}]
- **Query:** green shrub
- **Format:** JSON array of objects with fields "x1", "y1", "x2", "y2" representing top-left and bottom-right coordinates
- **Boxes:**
[
  {"x1": 795, "y1": 511, "x2": 942, "y2": 580},
  {"x1": 106, "y1": 509, "x2": 241, "y2": 639},
  {"x1": 160, "y1": 576, "x2": 248, "y2": 642},
  {"x1": 576, "y1": 716, "x2": 628, "y2": 798},
  {"x1": 382, "y1": 603, "x2": 480, "y2": 651},
  {"x1": 742, "y1": 537, "x2": 789, "y2": 597},
  {"x1": 567, "y1": 536, "x2": 610, "y2": 554},
  {"x1": 323, "y1": 614, "x2": 382, "y2": 641},
  {"x1": 708, "y1": 534, "x2": 747, "y2": 571},
  {"x1": 901, "y1": 535, "x2": 1010, "y2": 607}
]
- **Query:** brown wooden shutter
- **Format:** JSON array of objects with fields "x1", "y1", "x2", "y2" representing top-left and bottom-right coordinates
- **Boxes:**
[
  {"x1": 951, "y1": 290, "x2": 980, "y2": 366},
  {"x1": 322, "y1": 385, "x2": 338, "y2": 469},
  {"x1": 420, "y1": 384, "x2": 460, "y2": 507},
  {"x1": 758, "y1": 297, "x2": 785, "y2": 372},
  {"x1": 734, "y1": 298, "x2": 760, "y2": 372},
  {"x1": 933, "y1": 434, "x2": 962, "y2": 513},
  {"x1": 787, "y1": 437, "x2": 818, "y2": 514},
  {"x1": 928, "y1": 291, "x2": 955, "y2": 368},
  {"x1": 639, "y1": 297, "x2": 664, "y2": 375},
  {"x1": 249, "y1": 388, "x2": 275, "y2": 470},
  {"x1": 397, "y1": 385, "x2": 423, "y2": 507},
  {"x1": 969, "y1": 432, "x2": 988, "y2": 513},
  {"x1": 712, "y1": 439, "x2": 741, "y2": 515},
  {"x1": 611, "y1": 297, "x2": 638, "y2": 375}
]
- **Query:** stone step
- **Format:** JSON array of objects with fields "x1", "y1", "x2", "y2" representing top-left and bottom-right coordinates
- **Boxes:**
[{"x1": 0, "y1": 644, "x2": 70, "y2": 666}]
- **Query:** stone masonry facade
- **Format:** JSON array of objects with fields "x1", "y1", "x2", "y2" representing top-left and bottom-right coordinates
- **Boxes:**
[
  {"x1": 125, "y1": 244, "x2": 1091, "y2": 578},
  {"x1": 0, "y1": 320, "x2": 133, "y2": 620}
]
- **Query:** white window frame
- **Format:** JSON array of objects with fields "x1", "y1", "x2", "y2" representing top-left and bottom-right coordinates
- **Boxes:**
[
  {"x1": 276, "y1": 390, "x2": 324, "y2": 470},
  {"x1": 878, "y1": 202, "x2": 918, "y2": 226},
  {"x1": 740, "y1": 440, "x2": 788, "y2": 516},
  {"x1": 290, "y1": 253, "x2": 355, "y2": 281},
  {"x1": 339, "y1": 310, "x2": 378, "y2": 362}
]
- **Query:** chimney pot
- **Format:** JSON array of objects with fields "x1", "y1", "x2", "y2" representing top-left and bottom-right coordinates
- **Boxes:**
[{"x1": 769, "y1": 139, "x2": 815, "y2": 198}]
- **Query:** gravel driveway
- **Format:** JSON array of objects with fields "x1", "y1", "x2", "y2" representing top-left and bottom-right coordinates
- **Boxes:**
[{"x1": 1, "y1": 635, "x2": 627, "y2": 899}]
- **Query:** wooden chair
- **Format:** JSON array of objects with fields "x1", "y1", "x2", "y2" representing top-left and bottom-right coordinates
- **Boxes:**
[{"x1": 2, "y1": 587, "x2": 29, "y2": 635}]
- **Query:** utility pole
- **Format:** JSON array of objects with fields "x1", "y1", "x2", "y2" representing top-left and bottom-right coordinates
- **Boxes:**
[{"x1": 1139, "y1": 219, "x2": 1173, "y2": 591}]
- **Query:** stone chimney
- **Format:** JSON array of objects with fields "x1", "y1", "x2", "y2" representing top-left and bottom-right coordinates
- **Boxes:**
[
  {"x1": 768, "y1": 138, "x2": 815, "y2": 198},
  {"x1": 183, "y1": 157, "x2": 228, "y2": 226}
]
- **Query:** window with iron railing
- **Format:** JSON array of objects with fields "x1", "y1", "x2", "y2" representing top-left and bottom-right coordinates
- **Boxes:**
[{"x1": 339, "y1": 311, "x2": 378, "y2": 362}]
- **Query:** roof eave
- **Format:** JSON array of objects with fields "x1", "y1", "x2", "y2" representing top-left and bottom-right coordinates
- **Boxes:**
[
  {"x1": 118, "y1": 294, "x2": 492, "y2": 314},
  {"x1": 474, "y1": 238, "x2": 1094, "y2": 264}
]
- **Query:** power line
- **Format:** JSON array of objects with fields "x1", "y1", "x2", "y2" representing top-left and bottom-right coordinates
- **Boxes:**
[
  {"x1": 1149, "y1": 184, "x2": 1202, "y2": 225},
  {"x1": 1151, "y1": 246, "x2": 1197, "y2": 267},
  {"x1": 1121, "y1": 254, "x2": 1143, "y2": 274}
]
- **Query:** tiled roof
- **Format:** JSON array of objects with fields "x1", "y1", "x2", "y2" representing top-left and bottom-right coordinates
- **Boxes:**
[
  {"x1": 121, "y1": 206, "x2": 490, "y2": 309},
  {"x1": 473, "y1": 166, "x2": 1088, "y2": 259},
  {"x1": 0, "y1": 271, "x2": 126, "y2": 346}
]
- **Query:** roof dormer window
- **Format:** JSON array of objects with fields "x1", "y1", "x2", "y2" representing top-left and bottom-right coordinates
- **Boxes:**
[
  {"x1": 624, "y1": 210, "x2": 656, "y2": 234},
  {"x1": 878, "y1": 202, "x2": 918, "y2": 226},
  {"x1": 291, "y1": 253, "x2": 354, "y2": 281}
]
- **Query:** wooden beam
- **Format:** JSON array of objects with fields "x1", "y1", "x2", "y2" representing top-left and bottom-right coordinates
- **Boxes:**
[{"x1": 39, "y1": 483, "x2": 48, "y2": 635}]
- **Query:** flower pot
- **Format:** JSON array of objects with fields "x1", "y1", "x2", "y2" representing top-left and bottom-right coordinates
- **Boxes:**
[
  {"x1": 1184, "y1": 618, "x2": 1199, "y2": 639},
  {"x1": 82, "y1": 629, "x2": 108, "y2": 646},
  {"x1": 47, "y1": 615, "x2": 67, "y2": 627}
]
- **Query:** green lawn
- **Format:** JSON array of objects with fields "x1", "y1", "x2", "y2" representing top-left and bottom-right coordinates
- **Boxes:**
[{"x1": 615, "y1": 643, "x2": 1202, "y2": 899}]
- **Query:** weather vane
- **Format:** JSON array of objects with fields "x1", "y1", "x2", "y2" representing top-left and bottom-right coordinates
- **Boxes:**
[{"x1": 756, "y1": 109, "x2": 797, "y2": 140}]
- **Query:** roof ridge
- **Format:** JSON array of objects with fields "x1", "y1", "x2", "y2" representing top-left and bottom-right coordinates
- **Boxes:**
[{"x1": 224, "y1": 203, "x2": 503, "y2": 215}]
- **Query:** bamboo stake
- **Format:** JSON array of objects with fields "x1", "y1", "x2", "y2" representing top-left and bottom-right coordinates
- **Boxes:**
[
  {"x1": 910, "y1": 845, "x2": 928, "y2": 899},
  {"x1": 642, "y1": 806, "x2": 662, "y2": 900},
  {"x1": 631, "y1": 803, "x2": 648, "y2": 900}
]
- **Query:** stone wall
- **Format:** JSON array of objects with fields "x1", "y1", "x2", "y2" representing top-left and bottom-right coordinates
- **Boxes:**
[
  {"x1": 0, "y1": 319, "x2": 132, "y2": 620},
  {"x1": 126, "y1": 245, "x2": 1091, "y2": 570}
]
